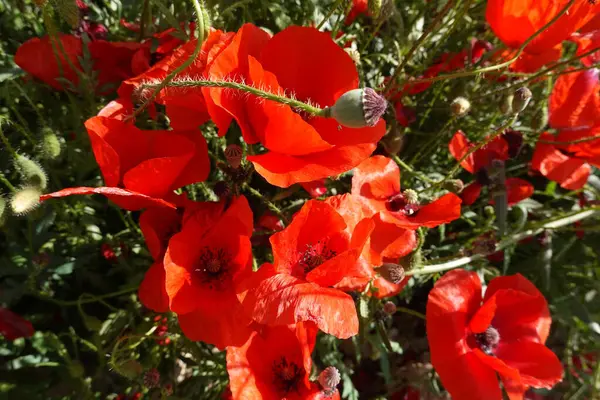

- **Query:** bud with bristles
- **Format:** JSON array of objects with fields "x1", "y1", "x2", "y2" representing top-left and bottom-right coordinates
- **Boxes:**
[
  {"x1": 15, "y1": 154, "x2": 47, "y2": 189},
  {"x1": 40, "y1": 128, "x2": 62, "y2": 160},
  {"x1": 49, "y1": 0, "x2": 80, "y2": 28},
  {"x1": 450, "y1": 97, "x2": 471, "y2": 117},
  {"x1": 143, "y1": 369, "x2": 160, "y2": 388},
  {"x1": 443, "y1": 179, "x2": 464, "y2": 194},
  {"x1": 224, "y1": 144, "x2": 243, "y2": 169},
  {"x1": 318, "y1": 366, "x2": 341, "y2": 393},
  {"x1": 378, "y1": 262, "x2": 405, "y2": 284},
  {"x1": 512, "y1": 87, "x2": 532, "y2": 113},
  {"x1": 10, "y1": 186, "x2": 42, "y2": 216},
  {"x1": 328, "y1": 88, "x2": 387, "y2": 128}
]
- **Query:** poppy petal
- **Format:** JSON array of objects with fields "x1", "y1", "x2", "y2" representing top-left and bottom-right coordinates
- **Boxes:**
[
  {"x1": 549, "y1": 69, "x2": 600, "y2": 129},
  {"x1": 505, "y1": 178, "x2": 534, "y2": 205},
  {"x1": 449, "y1": 130, "x2": 477, "y2": 173},
  {"x1": 138, "y1": 261, "x2": 169, "y2": 313},
  {"x1": 461, "y1": 182, "x2": 483, "y2": 205},
  {"x1": 139, "y1": 207, "x2": 181, "y2": 260},
  {"x1": 0, "y1": 308, "x2": 34, "y2": 341},
  {"x1": 383, "y1": 193, "x2": 462, "y2": 229},
  {"x1": 351, "y1": 155, "x2": 401, "y2": 200},
  {"x1": 39, "y1": 187, "x2": 176, "y2": 210},
  {"x1": 248, "y1": 143, "x2": 377, "y2": 188},
  {"x1": 496, "y1": 341, "x2": 564, "y2": 389}
]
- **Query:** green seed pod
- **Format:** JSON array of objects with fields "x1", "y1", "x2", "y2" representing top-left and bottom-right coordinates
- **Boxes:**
[
  {"x1": 50, "y1": 0, "x2": 79, "y2": 28},
  {"x1": 532, "y1": 106, "x2": 549, "y2": 131},
  {"x1": 450, "y1": 97, "x2": 471, "y2": 117},
  {"x1": 40, "y1": 128, "x2": 62, "y2": 160},
  {"x1": 15, "y1": 154, "x2": 47, "y2": 189},
  {"x1": 512, "y1": 87, "x2": 532, "y2": 113},
  {"x1": 378, "y1": 262, "x2": 405, "y2": 284},
  {"x1": 500, "y1": 93, "x2": 514, "y2": 115},
  {"x1": 443, "y1": 179, "x2": 464, "y2": 194},
  {"x1": 328, "y1": 88, "x2": 388, "y2": 128},
  {"x1": 10, "y1": 186, "x2": 42, "y2": 216}
]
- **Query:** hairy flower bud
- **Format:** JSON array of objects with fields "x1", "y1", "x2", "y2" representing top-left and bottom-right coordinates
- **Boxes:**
[
  {"x1": 40, "y1": 128, "x2": 62, "y2": 160},
  {"x1": 500, "y1": 93, "x2": 513, "y2": 115},
  {"x1": 378, "y1": 262, "x2": 405, "y2": 284},
  {"x1": 15, "y1": 154, "x2": 47, "y2": 189},
  {"x1": 512, "y1": 87, "x2": 532, "y2": 113},
  {"x1": 10, "y1": 186, "x2": 42, "y2": 216},
  {"x1": 443, "y1": 179, "x2": 464, "y2": 194},
  {"x1": 318, "y1": 366, "x2": 341, "y2": 393},
  {"x1": 143, "y1": 369, "x2": 160, "y2": 388},
  {"x1": 328, "y1": 88, "x2": 387, "y2": 128},
  {"x1": 450, "y1": 97, "x2": 471, "y2": 117}
]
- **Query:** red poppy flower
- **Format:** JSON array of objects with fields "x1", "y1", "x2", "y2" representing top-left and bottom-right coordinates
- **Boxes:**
[
  {"x1": 162, "y1": 196, "x2": 254, "y2": 348},
  {"x1": 449, "y1": 131, "x2": 533, "y2": 206},
  {"x1": 227, "y1": 323, "x2": 340, "y2": 400},
  {"x1": 352, "y1": 156, "x2": 462, "y2": 229},
  {"x1": 240, "y1": 200, "x2": 374, "y2": 338},
  {"x1": 40, "y1": 116, "x2": 209, "y2": 211},
  {"x1": 345, "y1": 0, "x2": 369, "y2": 24},
  {"x1": 581, "y1": 12, "x2": 600, "y2": 33},
  {"x1": 0, "y1": 308, "x2": 34, "y2": 341},
  {"x1": 326, "y1": 194, "x2": 416, "y2": 298},
  {"x1": 119, "y1": 28, "x2": 234, "y2": 130},
  {"x1": 548, "y1": 69, "x2": 600, "y2": 129},
  {"x1": 531, "y1": 131, "x2": 595, "y2": 190},
  {"x1": 486, "y1": 0, "x2": 599, "y2": 55},
  {"x1": 301, "y1": 180, "x2": 327, "y2": 198},
  {"x1": 492, "y1": 45, "x2": 562, "y2": 75},
  {"x1": 202, "y1": 24, "x2": 386, "y2": 187},
  {"x1": 427, "y1": 269, "x2": 563, "y2": 400}
]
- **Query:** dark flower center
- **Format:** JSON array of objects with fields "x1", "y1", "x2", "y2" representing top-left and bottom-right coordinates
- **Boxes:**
[
  {"x1": 475, "y1": 168, "x2": 491, "y2": 186},
  {"x1": 299, "y1": 241, "x2": 337, "y2": 273},
  {"x1": 272, "y1": 357, "x2": 304, "y2": 396},
  {"x1": 474, "y1": 326, "x2": 501, "y2": 356},
  {"x1": 386, "y1": 193, "x2": 420, "y2": 216},
  {"x1": 194, "y1": 247, "x2": 230, "y2": 290}
]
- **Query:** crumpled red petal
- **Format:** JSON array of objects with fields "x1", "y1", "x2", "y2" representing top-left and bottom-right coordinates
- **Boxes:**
[{"x1": 40, "y1": 186, "x2": 176, "y2": 210}]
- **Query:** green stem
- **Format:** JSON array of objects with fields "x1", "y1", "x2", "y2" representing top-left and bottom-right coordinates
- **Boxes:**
[
  {"x1": 538, "y1": 133, "x2": 600, "y2": 146},
  {"x1": 141, "y1": 79, "x2": 327, "y2": 116},
  {"x1": 10, "y1": 80, "x2": 48, "y2": 128},
  {"x1": 408, "y1": 207, "x2": 600, "y2": 276},
  {"x1": 129, "y1": 0, "x2": 208, "y2": 120},
  {"x1": 34, "y1": 286, "x2": 138, "y2": 306},
  {"x1": 383, "y1": 0, "x2": 456, "y2": 95},
  {"x1": 316, "y1": 0, "x2": 345, "y2": 30},
  {"x1": 395, "y1": 306, "x2": 426, "y2": 320},
  {"x1": 0, "y1": 173, "x2": 16, "y2": 192},
  {"x1": 400, "y1": 0, "x2": 578, "y2": 90},
  {"x1": 392, "y1": 155, "x2": 436, "y2": 184},
  {"x1": 376, "y1": 321, "x2": 394, "y2": 352},
  {"x1": 243, "y1": 183, "x2": 289, "y2": 224},
  {"x1": 0, "y1": 119, "x2": 18, "y2": 160}
]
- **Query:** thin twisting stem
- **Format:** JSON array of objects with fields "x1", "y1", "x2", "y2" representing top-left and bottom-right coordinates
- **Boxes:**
[
  {"x1": 316, "y1": 0, "x2": 345, "y2": 30},
  {"x1": 538, "y1": 133, "x2": 600, "y2": 145},
  {"x1": 243, "y1": 184, "x2": 289, "y2": 224}
]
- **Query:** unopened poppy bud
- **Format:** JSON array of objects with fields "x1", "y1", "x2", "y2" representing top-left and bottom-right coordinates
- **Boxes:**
[
  {"x1": 500, "y1": 93, "x2": 513, "y2": 115},
  {"x1": 443, "y1": 179, "x2": 464, "y2": 194},
  {"x1": 512, "y1": 87, "x2": 532, "y2": 113},
  {"x1": 383, "y1": 301, "x2": 397, "y2": 315},
  {"x1": 484, "y1": 205, "x2": 495, "y2": 217},
  {"x1": 368, "y1": 0, "x2": 383, "y2": 18},
  {"x1": 318, "y1": 366, "x2": 341, "y2": 392},
  {"x1": 117, "y1": 359, "x2": 143, "y2": 379},
  {"x1": 382, "y1": 130, "x2": 405, "y2": 156},
  {"x1": 531, "y1": 107, "x2": 549, "y2": 131},
  {"x1": 344, "y1": 48, "x2": 361, "y2": 65},
  {"x1": 50, "y1": 0, "x2": 80, "y2": 28},
  {"x1": 15, "y1": 154, "x2": 47, "y2": 189},
  {"x1": 40, "y1": 128, "x2": 62, "y2": 160},
  {"x1": 403, "y1": 189, "x2": 419, "y2": 205},
  {"x1": 450, "y1": 97, "x2": 471, "y2": 117},
  {"x1": 378, "y1": 262, "x2": 405, "y2": 284},
  {"x1": 328, "y1": 88, "x2": 387, "y2": 128},
  {"x1": 224, "y1": 144, "x2": 243, "y2": 169},
  {"x1": 10, "y1": 186, "x2": 42, "y2": 216},
  {"x1": 143, "y1": 368, "x2": 160, "y2": 388},
  {"x1": 358, "y1": 296, "x2": 370, "y2": 319}
]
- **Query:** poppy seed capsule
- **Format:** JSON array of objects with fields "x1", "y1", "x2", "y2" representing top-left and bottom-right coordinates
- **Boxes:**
[
  {"x1": 383, "y1": 301, "x2": 397, "y2": 315},
  {"x1": 10, "y1": 186, "x2": 42, "y2": 216},
  {"x1": 318, "y1": 366, "x2": 341, "y2": 392},
  {"x1": 443, "y1": 179, "x2": 464, "y2": 194},
  {"x1": 450, "y1": 97, "x2": 471, "y2": 116},
  {"x1": 224, "y1": 144, "x2": 243, "y2": 169},
  {"x1": 500, "y1": 93, "x2": 514, "y2": 115},
  {"x1": 328, "y1": 88, "x2": 387, "y2": 128},
  {"x1": 378, "y1": 262, "x2": 405, "y2": 284},
  {"x1": 512, "y1": 87, "x2": 532, "y2": 113}
]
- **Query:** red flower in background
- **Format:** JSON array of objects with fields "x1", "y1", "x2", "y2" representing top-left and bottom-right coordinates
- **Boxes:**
[
  {"x1": 240, "y1": 200, "x2": 374, "y2": 338},
  {"x1": 202, "y1": 24, "x2": 386, "y2": 187},
  {"x1": 486, "y1": 0, "x2": 599, "y2": 55},
  {"x1": 345, "y1": 0, "x2": 369, "y2": 25},
  {"x1": 449, "y1": 130, "x2": 533, "y2": 205},
  {"x1": 532, "y1": 69, "x2": 600, "y2": 189},
  {"x1": 427, "y1": 269, "x2": 563, "y2": 400},
  {"x1": 492, "y1": 46, "x2": 562, "y2": 75},
  {"x1": 352, "y1": 156, "x2": 462, "y2": 229},
  {"x1": 227, "y1": 323, "x2": 340, "y2": 400},
  {"x1": 0, "y1": 308, "x2": 34, "y2": 341},
  {"x1": 161, "y1": 196, "x2": 254, "y2": 349},
  {"x1": 40, "y1": 116, "x2": 209, "y2": 210},
  {"x1": 570, "y1": 30, "x2": 600, "y2": 67}
]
